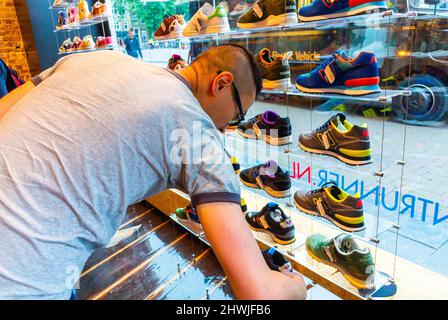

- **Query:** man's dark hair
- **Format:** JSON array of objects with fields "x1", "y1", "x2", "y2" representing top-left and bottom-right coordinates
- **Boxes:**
[
  {"x1": 224, "y1": 44, "x2": 263, "y2": 95},
  {"x1": 191, "y1": 44, "x2": 263, "y2": 97},
  {"x1": 129, "y1": 28, "x2": 134, "y2": 32}
]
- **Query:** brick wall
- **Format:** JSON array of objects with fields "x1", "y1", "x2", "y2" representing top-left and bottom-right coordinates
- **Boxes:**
[{"x1": 0, "y1": 0, "x2": 39, "y2": 81}]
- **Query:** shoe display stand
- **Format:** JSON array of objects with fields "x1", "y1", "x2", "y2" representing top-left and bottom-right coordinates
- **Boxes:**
[
  {"x1": 48, "y1": 0, "x2": 117, "y2": 56},
  {"x1": 147, "y1": 189, "x2": 448, "y2": 300},
  {"x1": 53, "y1": 15, "x2": 111, "y2": 33},
  {"x1": 144, "y1": 0, "x2": 448, "y2": 300}
]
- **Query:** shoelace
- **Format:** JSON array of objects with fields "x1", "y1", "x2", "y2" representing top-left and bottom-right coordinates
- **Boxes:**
[
  {"x1": 308, "y1": 181, "x2": 338, "y2": 194},
  {"x1": 313, "y1": 117, "x2": 335, "y2": 133}
]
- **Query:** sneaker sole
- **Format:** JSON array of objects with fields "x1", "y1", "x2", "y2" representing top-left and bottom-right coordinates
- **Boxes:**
[
  {"x1": 298, "y1": 3, "x2": 388, "y2": 22},
  {"x1": 237, "y1": 12, "x2": 298, "y2": 29},
  {"x1": 240, "y1": 178, "x2": 260, "y2": 189},
  {"x1": 240, "y1": 176, "x2": 290, "y2": 198},
  {"x1": 295, "y1": 83, "x2": 380, "y2": 96},
  {"x1": 299, "y1": 143, "x2": 372, "y2": 166},
  {"x1": 263, "y1": 78, "x2": 291, "y2": 91},
  {"x1": 255, "y1": 176, "x2": 290, "y2": 198},
  {"x1": 305, "y1": 245, "x2": 375, "y2": 290},
  {"x1": 237, "y1": 129, "x2": 257, "y2": 140},
  {"x1": 293, "y1": 198, "x2": 366, "y2": 232},
  {"x1": 253, "y1": 123, "x2": 293, "y2": 146},
  {"x1": 183, "y1": 24, "x2": 230, "y2": 36},
  {"x1": 247, "y1": 224, "x2": 296, "y2": 245},
  {"x1": 154, "y1": 30, "x2": 184, "y2": 40}
]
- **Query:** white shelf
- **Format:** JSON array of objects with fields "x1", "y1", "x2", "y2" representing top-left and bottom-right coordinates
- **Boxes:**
[
  {"x1": 58, "y1": 45, "x2": 115, "y2": 55},
  {"x1": 49, "y1": 0, "x2": 77, "y2": 9},
  {"x1": 159, "y1": 11, "x2": 411, "y2": 42},
  {"x1": 260, "y1": 87, "x2": 411, "y2": 102},
  {"x1": 53, "y1": 15, "x2": 110, "y2": 33}
]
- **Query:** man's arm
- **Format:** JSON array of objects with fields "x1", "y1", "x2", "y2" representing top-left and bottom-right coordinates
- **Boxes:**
[
  {"x1": 0, "y1": 81, "x2": 34, "y2": 120},
  {"x1": 196, "y1": 202, "x2": 307, "y2": 300}
]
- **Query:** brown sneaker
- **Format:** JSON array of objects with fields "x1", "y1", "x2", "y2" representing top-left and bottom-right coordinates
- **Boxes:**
[{"x1": 294, "y1": 182, "x2": 365, "y2": 232}]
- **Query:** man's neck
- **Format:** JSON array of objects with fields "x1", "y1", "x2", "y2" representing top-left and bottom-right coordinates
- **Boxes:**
[{"x1": 176, "y1": 67, "x2": 199, "y2": 98}]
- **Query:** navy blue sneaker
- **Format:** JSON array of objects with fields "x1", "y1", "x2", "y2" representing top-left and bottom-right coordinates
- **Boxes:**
[
  {"x1": 262, "y1": 247, "x2": 293, "y2": 272},
  {"x1": 298, "y1": 0, "x2": 388, "y2": 22},
  {"x1": 295, "y1": 50, "x2": 380, "y2": 96},
  {"x1": 245, "y1": 202, "x2": 295, "y2": 245}
]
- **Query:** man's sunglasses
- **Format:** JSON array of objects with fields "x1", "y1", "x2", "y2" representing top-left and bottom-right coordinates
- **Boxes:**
[{"x1": 217, "y1": 71, "x2": 245, "y2": 125}]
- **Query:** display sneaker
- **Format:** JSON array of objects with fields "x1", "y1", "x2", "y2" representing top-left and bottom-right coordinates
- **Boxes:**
[
  {"x1": 295, "y1": 50, "x2": 380, "y2": 95},
  {"x1": 237, "y1": 0, "x2": 298, "y2": 29},
  {"x1": 80, "y1": 35, "x2": 95, "y2": 50},
  {"x1": 168, "y1": 54, "x2": 187, "y2": 70},
  {"x1": 245, "y1": 202, "x2": 295, "y2": 244},
  {"x1": 154, "y1": 15, "x2": 185, "y2": 40},
  {"x1": 298, "y1": 113, "x2": 371, "y2": 165},
  {"x1": 230, "y1": 156, "x2": 241, "y2": 174},
  {"x1": 96, "y1": 36, "x2": 112, "y2": 48},
  {"x1": 59, "y1": 38, "x2": 72, "y2": 53},
  {"x1": 298, "y1": 0, "x2": 388, "y2": 21},
  {"x1": 262, "y1": 247, "x2": 293, "y2": 272},
  {"x1": 56, "y1": 10, "x2": 68, "y2": 30},
  {"x1": 294, "y1": 182, "x2": 365, "y2": 232},
  {"x1": 90, "y1": 1, "x2": 107, "y2": 18},
  {"x1": 256, "y1": 48, "x2": 292, "y2": 90},
  {"x1": 68, "y1": 5, "x2": 79, "y2": 25},
  {"x1": 306, "y1": 233, "x2": 375, "y2": 289},
  {"x1": 78, "y1": 0, "x2": 90, "y2": 21},
  {"x1": 229, "y1": 1, "x2": 251, "y2": 16},
  {"x1": 237, "y1": 110, "x2": 292, "y2": 146},
  {"x1": 71, "y1": 36, "x2": 82, "y2": 50},
  {"x1": 175, "y1": 204, "x2": 203, "y2": 234},
  {"x1": 182, "y1": 3, "x2": 230, "y2": 37},
  {"x1": 240, "y1": 198, "x2": 248, "y2": 213},
  {"x1": 239, "y1": 160, "x2": 291, "y2": 198}
]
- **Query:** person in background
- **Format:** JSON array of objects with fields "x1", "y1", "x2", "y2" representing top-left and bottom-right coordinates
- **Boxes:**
[
  {"x1": 0, "y1": 59, "x2": 7, "y2": 98},
  {"x1": 0, "y1": 58, "x2": 24, "y2": 99},
  {"x1": 124, "y1": 28, "x2": 143, "y2": 60}
]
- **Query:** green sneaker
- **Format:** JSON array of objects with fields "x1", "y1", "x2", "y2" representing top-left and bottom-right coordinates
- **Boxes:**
[
  {"x1": 183, "y1": 3, "x2": 230, "y2": 36},
  {"x1": 306, "y1": 233, "x2": 375, "y2": 289},
  {"x1": 237, "y1": 0, "x2": 298, "y2": 29}
]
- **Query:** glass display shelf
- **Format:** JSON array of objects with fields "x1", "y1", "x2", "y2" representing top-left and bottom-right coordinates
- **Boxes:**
[
  {"x1": 49, "y1": 0, "x2": 77, "y2": 9},
  {"x1": 53, "y1": 15, "x2": 110, "y2": 33},
  {"x1": 165, "y1": 189, "x2": 396, "y2": 300},
  {"x1": 260, "y1": 87, "x2": 411, "y2": 103},
  {"x1": 157, "y1": 11, "x2": 410, "y2": 43},
  {"x1": 58, "y1": 45, "x2": 115, "y2": 55},
  {"x1": 239, "y1": 183, "x2": 394, "y2": 245},
  {"x1": 224, "y1": 133, "x2": 395, "y2": 241},
  {"x1": 411, "y1": 10, "x2": 448, "y2": 19}
]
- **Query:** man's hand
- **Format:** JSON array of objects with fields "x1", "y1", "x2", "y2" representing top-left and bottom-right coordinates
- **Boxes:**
[{"x1": 196, "y1": 202, "x2": 307, "y2": 300}]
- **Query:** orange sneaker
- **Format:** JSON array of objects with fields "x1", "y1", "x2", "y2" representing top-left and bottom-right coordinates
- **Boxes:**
[
  {"x1": 78, "y1": 0, "x2": 90, "y2": 21},
  {"x1": 90, "y1": 1, "x2": 106, "y2": 18}
]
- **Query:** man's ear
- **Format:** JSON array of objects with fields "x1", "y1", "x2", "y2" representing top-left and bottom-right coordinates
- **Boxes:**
[{"x1": 211, "y1": 71, "x2": 233, "y2": 96}]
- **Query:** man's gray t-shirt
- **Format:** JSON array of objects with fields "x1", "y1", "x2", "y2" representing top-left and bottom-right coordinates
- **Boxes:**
[{"x1": 0, "y1": 51, "x2": 240, "y2": 299}]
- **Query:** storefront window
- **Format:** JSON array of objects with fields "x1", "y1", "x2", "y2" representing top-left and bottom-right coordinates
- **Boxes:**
[{"x1": 112, "y1": 0, "x2": 448, "y2": 299}]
